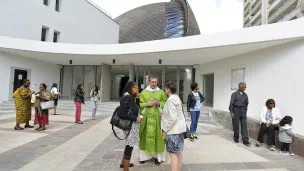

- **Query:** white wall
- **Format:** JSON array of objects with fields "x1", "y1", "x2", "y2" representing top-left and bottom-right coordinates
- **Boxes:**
[
  {"x1": 0, "y1": 0, "x2": 119, "y2": 44},
  {"x1": 0, "y1": 52, "x2": 60, "y2": 103},
  {"x1": 196, "y1": 39, "x2": 304, "y2": 135}
]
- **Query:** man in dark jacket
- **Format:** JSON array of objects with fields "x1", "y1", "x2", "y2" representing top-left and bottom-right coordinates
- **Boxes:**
[
  {"x1": 229, "y1": 82, "x2": 251, "y2": 146},
  {"x1": 187, "y1": 82, "x2": 205, "y2": 141}
]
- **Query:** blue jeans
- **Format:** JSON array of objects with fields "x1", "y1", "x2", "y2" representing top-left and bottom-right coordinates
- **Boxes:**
[
  {"x1": 190, "y1": 111, "x2": 200, "y2": 134},
  {"x1": 92, "y1": 101, "x2": 98, "y2": 117}
]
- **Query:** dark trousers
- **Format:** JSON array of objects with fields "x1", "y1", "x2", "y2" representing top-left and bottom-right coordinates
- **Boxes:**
[
  {"x1": 232, "y1": 108, "x2": 249, "y2": 142},
  {"x1": 257, "y1": 123, "x2": 278, "y2": 146},
  {"x1": 123, "y1": 145, "x2": 133, "y2": 160},
  {"x1": 281, "y1": 143, "x2": 290, "y2": 152}
]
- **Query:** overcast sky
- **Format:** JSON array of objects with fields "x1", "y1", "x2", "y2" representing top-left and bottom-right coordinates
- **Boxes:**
[{"x1": 91, "y1": 0, "x2": 243, "y2": 34}]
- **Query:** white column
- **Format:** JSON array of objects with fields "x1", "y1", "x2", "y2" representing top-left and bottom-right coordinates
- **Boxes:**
[
  {"x1": 129, "y1": 64, "x2": 135, "y2": 82},
  {"x1": 262, "y1": 0, "x2": 268, "y2": 24},
  {"x1": 162, "y1": 66, "x2": 165, "y2": 90},
  {"x1": 100, "y1": 64, "x2": 111, "y2": 102},
  {"x1": 143, "y1": 69, "x2": 147, "y2": 88},
  {"x1": 135, "y1": 66, "x2": 139, "y2": 84},
  {"x1": 176, "y1": 66, "x2": 180, "y2": 95}
]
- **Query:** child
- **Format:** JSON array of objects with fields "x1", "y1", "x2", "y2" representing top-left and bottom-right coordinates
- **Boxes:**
[{"x1": 278, "y1": 116, "x2": 296, "y2": 156}]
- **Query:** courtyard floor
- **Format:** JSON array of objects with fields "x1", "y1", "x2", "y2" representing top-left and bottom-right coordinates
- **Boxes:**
[{"x1": 0, "y1": 102, "x2": 303, "y2": 171}]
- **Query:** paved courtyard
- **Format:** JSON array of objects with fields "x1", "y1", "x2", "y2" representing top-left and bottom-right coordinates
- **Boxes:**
[{"x1": 0, "y1": 101, "x2": 303, "y2": 171}]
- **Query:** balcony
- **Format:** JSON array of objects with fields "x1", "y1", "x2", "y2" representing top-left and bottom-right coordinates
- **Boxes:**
[
  {"x1": 268, "y1": 0, "x2": 298, "y2": 23},
  {"x1": 251, "y1": 0, "x2": 260, "y2": 7},
  {"x1": 268, "y1": 0, "x2": 287, "y2": 14},
  {"x1": 251, "y1": 17, "x2": 262, "y2": 26},
  {"x1": 244, "y1": 0, "x2": 250, "y2": 9},
  {"x1": 251, "y1": 0, "x2": 262, "y2": 15},
  {"x1": 251, "y1": 10, "x2": 262, "y2": 23},
  {"x1": 278, "y1": 2, "x2": 304, "y2": 21}
]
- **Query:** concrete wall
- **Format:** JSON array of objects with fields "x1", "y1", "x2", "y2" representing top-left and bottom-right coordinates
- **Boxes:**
[
  {"x1": 196, "y1": 39, "x2": 304, "y2": 135},
  {"x1": 0, "y1": 0, "x2": 119, "y2": 44},
  {"x1": 0, "y1": 51, "x2": 60, "y2": 103}
]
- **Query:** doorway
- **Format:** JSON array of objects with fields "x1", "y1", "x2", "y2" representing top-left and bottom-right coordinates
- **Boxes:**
[
  {"x1": 13, "y1": 69, "x2": 28, "y2": 92},
  {"x1": 203, "y1": 74, "x2": 214, "y2": 107}
]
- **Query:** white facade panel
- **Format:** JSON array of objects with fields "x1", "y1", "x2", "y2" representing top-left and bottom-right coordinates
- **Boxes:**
[
  {"x1": 0, "y1": 0, "x2": 119, "y2": 44},
  {"x1": 196, "y1": 39, "x2": 304, "y2": 135},
  {"x1": 0, "y1": 52, "x2": 60, "y2": 103}
]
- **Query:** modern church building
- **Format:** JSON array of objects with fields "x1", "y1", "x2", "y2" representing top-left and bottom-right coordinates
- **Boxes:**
[{"x1": 1, "y1": 0, "x2": 304, "y2": 140}]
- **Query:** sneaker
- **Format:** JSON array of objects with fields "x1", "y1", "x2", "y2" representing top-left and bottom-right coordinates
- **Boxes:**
[
  {"x1": 193, "y1": 134, "x2": 198, "y2": 139},
  {"x1": 255, "y1": 142, "x2": 260, "y2": 147},
  {"x1": 287, "y1": 152, "x2": 295, "y2": 156},
  {"x1": 189, "y1": 134, "x2": 195, "y2": 141},
  {"x1": 243, "y1": 141, "x2": 251, "y2": 146},
  {"x1": 280, "y1": 151, "x2": 289, "y2": 156}
]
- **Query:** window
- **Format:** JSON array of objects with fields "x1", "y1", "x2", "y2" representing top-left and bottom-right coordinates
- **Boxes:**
[
  {"x1": 43, "y1": 0, "x2": 49, "y2": 6},
  {"x1": 53, "y1": 31, "x2": 60, "y2": 43},
  {"x1": 55, "y1": 0, "x2": 60, "y2": 12},
  {"x1": 41, "y1": 27, "x2": 49, "y2": 42}
]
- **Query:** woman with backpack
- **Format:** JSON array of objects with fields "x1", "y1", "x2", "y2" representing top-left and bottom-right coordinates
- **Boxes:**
[{"x1": 116, "y1": 81, "x2": 142, "y2": 171}]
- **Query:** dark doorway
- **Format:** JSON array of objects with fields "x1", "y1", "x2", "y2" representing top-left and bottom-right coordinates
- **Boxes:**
[
  {"x1": 203, "y1": 74, "x2": 214, "y2": 107},
  {"x1": 13, "y1": 69, "x2": 28, "y2": 92},
  {"x1": 119, "y1": 76, "x2": 129, "y2": 97}
]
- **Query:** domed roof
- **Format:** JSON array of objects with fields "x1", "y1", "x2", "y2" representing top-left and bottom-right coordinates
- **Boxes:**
[{"x1": 115, "y1": 0, "x2": 200, "y2": 43}]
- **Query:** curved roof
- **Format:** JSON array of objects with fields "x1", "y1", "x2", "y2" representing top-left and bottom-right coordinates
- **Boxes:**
[
  {"x1": 0, "y1": 18, "x2": 303, "y2": 65},
  {"x1": 115, "y1": 0, "x2": 200, "y2": 43}
]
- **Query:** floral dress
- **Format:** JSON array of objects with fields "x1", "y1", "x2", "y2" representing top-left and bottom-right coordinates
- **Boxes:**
[{"x1": 15, "y1": 86, "x2": 31, "y2": 124}]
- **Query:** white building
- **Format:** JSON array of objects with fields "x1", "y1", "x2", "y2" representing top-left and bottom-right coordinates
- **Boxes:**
[
  {"x1": 243, "y1": 0, "x2": 304, "y2": 27},
  {"x1": 0, "y1": 0, "x2": 119, "y2": 44}
]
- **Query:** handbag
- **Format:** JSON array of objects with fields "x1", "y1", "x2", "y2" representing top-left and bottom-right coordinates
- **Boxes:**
[
  {"x1": 181, "y1": 102, "x2": 190, "y2": 139},
  {"x1": 31, "y1": 94, "x2": 36, "y2": 104},
  {"x1": 110, "y1": 95, "x2": 133, "y2": 140},
  {"x1": 40, "y1": 101, "x2": 54, "y2": 110}
]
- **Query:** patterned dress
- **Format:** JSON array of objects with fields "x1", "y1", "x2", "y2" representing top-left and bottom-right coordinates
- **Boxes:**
[
  {"x1": 15, "y1": 86, "x2": 31, "y2": 124},
  {"x1": 123, "y1": 100, "x2": 140, "y2": 147}
]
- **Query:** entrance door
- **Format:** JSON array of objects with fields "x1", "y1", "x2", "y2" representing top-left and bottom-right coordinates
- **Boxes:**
[
  {"x1": 203, "y1": 74, "x2": 214, "y2": 107},
  {"x1": 13, "y1": 69, "x2": 28, "y2": 92}
]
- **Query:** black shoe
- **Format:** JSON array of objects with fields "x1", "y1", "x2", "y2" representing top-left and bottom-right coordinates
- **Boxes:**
[
  {"x1": 234, "y1": 139, "x2": 239, "y2": 143},
  {"x1": 243, "y1": 141, "x2": 251, "y2": 146},
  {"x1": 154, "y1": 159, "x2": 160, "y2": 166},
  {"x1": 119, "y1": 163, "x2": 134, "y2": 168},
  {"x1": 24, "y1": 125, "x2": 34, "y2": 128},
  {"x1": 139, "y1": 161, "x2": 145, "y2": 164}
]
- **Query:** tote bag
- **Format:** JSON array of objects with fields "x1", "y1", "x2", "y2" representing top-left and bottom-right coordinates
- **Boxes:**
[{"x1": 40, "y1": 101, "x2": 54, "y2": 110}]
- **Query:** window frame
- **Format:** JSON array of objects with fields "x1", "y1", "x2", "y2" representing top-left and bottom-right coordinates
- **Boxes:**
[
  {"x1": 41, "y1": 26, "x2": 49, "y2": 42},
  {"x1": 55, "y1": 0, "x2": 60, "y2": 12},
  {"x1": 43, "y1": 0, "x2": 49, "y2": 6},
  {"x1": 53, "y1": 31, "x2": 60, "y2": 43}
]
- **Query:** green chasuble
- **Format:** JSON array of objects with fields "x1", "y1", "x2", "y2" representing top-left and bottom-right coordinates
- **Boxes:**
[{"x1": 139, "y1": 89, "x2": 167, "y2": 154}]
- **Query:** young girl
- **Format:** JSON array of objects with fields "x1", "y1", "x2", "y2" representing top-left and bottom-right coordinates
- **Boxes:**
[
  {"x1": 90, "y1": 85, "x2": 100, "y2": 120},
  {"x1": 279, "y1": 116, "x2": 296, "y2": 156}
]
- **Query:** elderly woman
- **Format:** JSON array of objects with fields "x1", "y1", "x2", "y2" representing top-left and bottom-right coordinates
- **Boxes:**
[
  {"x1": 256, "y1": 99, "x2": 282, "y2": 151},
  {"x1": 162, "y1": 81, "x2": 186, "y2": 171},
  {"x1": 34, "y1": 83, "x2": 51, "y2": 131}
]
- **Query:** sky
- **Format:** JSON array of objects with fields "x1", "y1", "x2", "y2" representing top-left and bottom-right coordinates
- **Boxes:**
[{"x1": 91, "y1": 0, "x2": 243, "y2": 34}]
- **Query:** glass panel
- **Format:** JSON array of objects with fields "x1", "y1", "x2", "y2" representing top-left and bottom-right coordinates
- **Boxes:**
[
  {"x1": 167, "y1": 17, "x2": 184, "y2": 24},
  {"x1": 96, "y1": 66, "x2": 102, "y2": 89},
  {"x1": 168, "y1": 30, "x2": 184, "y2": 38},
  {"x1": 180, "y1": 67, "x2": 192, "y2": 103},
  {"x1": 72, "y1": 66, "x2": 84, "y2": 97},
  {"x1": 62, "y1": 66, "x2": 73, "y2": 99},
  {"x1": 84, "y1": 66, "x2": 95, "y2": 99},
  {"x1": 111, "y1": 65, "x2": 130, "y2": 99},
  {"x1": 165, "y1": 66, "x2": 177, "y2": 91},
  {"x1": 167, "y1": 21, "x2": 183, "y2": 28}
]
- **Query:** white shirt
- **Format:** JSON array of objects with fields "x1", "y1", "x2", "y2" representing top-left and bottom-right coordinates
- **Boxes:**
[
  {"x1": 50, "y1": 87, "x2": 58, "y2": 94},
  {"x1": 259, "y1": 106, "x2": 282, "y2": 124}
]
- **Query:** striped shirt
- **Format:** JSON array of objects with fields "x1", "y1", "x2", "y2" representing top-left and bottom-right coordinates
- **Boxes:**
[{"x1": 229, "y1": 90, "x2": 249, "y2": 114}]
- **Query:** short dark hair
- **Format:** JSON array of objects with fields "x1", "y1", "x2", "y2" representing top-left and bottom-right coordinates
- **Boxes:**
[
  {"x1": 265, "y1": 99, "x2": 275, "y2": 108},
  {"x1": 165, "y1": 81, "x2": 177, "y2": 94},
  {"x1": 23, "y1": 79, "x2": 30, "y2": 84},
  {"x1": 279, "y1": 116, "x2": 293, "y2": 126},
  {"x1": 149, "y1": 75, "x2": 158, "y2": 81},
  {"x1": 191, "y1": 82, "x2": 198, "y2": 91}
]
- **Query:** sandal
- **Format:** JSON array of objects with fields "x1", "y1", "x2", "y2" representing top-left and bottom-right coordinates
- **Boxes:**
[
  {"x1": 35, "y1": 127, "x2": 42, "y2": 130},
  {"x1": 270, "y1": 146, "x2": 276, "y2": 151},
  {"x1": 119, "y1": 163, "x2": 134, "y2": 168},
  {"x1": 14, "y1": 127, "x2": 24, "y2": 130},
  {"x1": 75, "y1": 121, "x2": 83, "y2": 124},
  {"x1": 36, "y1": 128, "x2": 46, "y2": 131}
]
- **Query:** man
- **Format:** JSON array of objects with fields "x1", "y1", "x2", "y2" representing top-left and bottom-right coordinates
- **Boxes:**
[
  {"x1": 229, "y1": 82, "x2": 251, "y2": 146},
  {"x1": 139, "y1": 75, "x2": 167, "y2": 165}
]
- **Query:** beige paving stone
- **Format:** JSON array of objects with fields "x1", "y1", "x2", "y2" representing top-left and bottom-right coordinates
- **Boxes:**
[
  {"x1": 18, "y1": 117, "x2": 112, "y2": 171},
  {"x1": 0, "y1": 130, "x2": 47, "y2": 153},
  {"x1": 0, "y1": 121, "x2": 73, "y2": 132}
]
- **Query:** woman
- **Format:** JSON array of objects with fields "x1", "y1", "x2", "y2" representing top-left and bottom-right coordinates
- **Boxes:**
[
  {"x1": 74, "y1": 84, "x2": 85, "y2": 124},
  {"x1": 162, "y1": 81, "x2": 186, "y2": 171},
  {"x1": 186, "y1": 82, "x2": 205, "y2": 141},
  {"x1": 34, "y1": 83, "x2": 51, "y2": 131},
  {"x1": 256, "y1": 99, "x2": 282, "y2": 151},
  {"x1": 14, "y1": 79, "x2": 34, "y2": 130},
  {"x1": 50, "y1": 83, "x2": 61, "y2": 115},
  {"x1": 117, "y1": 81, "x2": 142, "y2": 171},
  {"x1": 90, "y1": 85, "x2": 101, "y2": 120}
]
